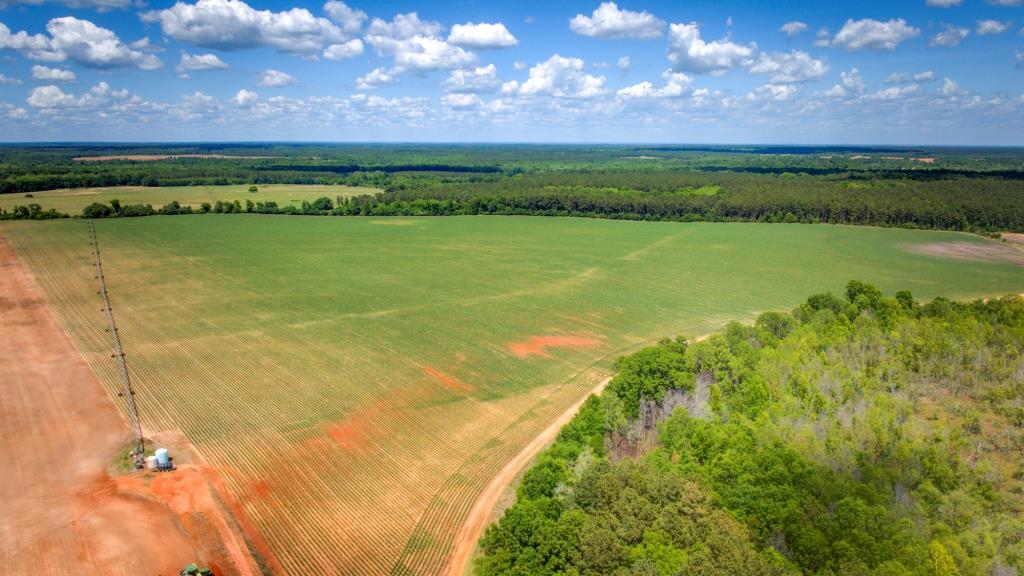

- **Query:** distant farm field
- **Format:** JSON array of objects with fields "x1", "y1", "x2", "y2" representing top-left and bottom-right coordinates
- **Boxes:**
[
  {"x1": 0, "y1": 184, "x2": 378, "y2": 213},
  {"x1": 3, "y1": 216, "x2": 1023, "y2": 575}
]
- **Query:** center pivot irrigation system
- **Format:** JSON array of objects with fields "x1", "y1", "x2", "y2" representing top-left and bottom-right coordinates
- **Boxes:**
[{"x1": 89, "y1": 221, "x2": 146, "y2": 469}]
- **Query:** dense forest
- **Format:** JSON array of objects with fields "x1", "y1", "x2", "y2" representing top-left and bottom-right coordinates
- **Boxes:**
[
  {"x1": 476, "y1": 283, "x2": 1024, "y2": 576},
  {"x1": 2, "y1": 144, "x2": 1023, "y2": 231}
]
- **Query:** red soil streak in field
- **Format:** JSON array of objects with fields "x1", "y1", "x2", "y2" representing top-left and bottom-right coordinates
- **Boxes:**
[
  {"x1": 252, "y1": 479, "x2": 271, "y2": 500},
  {"x1": 506, "y1": 335, "x2": 603, "y2": 358},
  {"x1": 201, "y1": 465, "x2": 288, "y2": 576},
  {"x1": 328, "y1": 418, "x2": 372, "y2": 452},
  {"x1": 424, "y1": 365, "x2": 473, "y2": 391}
]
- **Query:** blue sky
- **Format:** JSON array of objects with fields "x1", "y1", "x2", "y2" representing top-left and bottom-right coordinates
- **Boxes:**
[{"x1": 0, "y1": 0, "x2": 1022, "y2": 143}]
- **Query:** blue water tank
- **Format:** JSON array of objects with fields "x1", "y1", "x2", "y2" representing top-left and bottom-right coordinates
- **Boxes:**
[{"x1": 155, "y1": 448, "x2": 170, "y2": 469}]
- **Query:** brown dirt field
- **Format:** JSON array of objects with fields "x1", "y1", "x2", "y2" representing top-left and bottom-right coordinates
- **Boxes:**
[
  {"x1": 506, "y1": 335, "x2": 603, "y2": 358},
  {"x1": 0, "y1": 237, "x2": 259, "y2": 576},
  {"x1": 906, "y1": 241, "x2": 1024, "y2": 266},
  {"x1": 72, "y1": 154, "x2": 281, "y2": 162},
  {"x1": 912, "y1": 157, "x2": 936, "y2": 164},
  {"x1": 443, "y1": 376, "x2": 613, "y2": 576},
  {"x1": 1002, "y1": 233, "x2": 1024, "y2": 246}
]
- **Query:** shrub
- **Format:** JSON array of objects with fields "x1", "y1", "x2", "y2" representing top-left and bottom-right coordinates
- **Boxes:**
[{"x1": 82, "y1": 202, "x2": 112, "y2": 219}]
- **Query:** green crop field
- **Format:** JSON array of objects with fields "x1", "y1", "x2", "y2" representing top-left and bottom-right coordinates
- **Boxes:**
[
  {"x1": 3, "y1": 215, "x2": 1023, "y2": 575},
  {"x1": 0, "y1": 184, "x2": 379, "y2": 213}
]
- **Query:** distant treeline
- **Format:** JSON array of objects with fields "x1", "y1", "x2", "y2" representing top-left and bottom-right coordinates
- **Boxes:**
[
  {"x1": 6, "y1": 175, "x2": 1022, "y2": 233},
  {"x1": 3, "y1": 144, "x2": 1024, "y2": 232},
  {"x1": 374, "y1": 173, "x2": 1024, "y2": 231}
]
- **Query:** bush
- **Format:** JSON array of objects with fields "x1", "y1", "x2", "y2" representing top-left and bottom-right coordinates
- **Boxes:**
[
  {"x1": 249, "y1": 185, "x2": 258, "y2": 193},
  {"x1": 82, "y1": 202, "x2": 112, "y2": 219}
]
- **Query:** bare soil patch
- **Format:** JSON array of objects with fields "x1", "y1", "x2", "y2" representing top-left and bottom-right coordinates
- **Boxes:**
[
  {"x1": 506, "y1": 334, "x2": 603, "y2": 358},
  {"x1": 0, "y1": 237, "x2": 258, "y2": 576},
  {"x1": 1002, "y1": 232, "x2": 1024, "y2": 246},
  {"x1": 906, "y1": 241, "x2": 1024, "y2": 266}
]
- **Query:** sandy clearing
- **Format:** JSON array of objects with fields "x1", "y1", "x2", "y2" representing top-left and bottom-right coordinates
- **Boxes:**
[
  {"x1": 0, "y1": 236, "x2": 258, "y2": 576},
  {"x1": 1002, "y1": 232, "x2": 1024, "y2": 246},
  {"x1": 907, "y1": 241, "x2": 1024, "y2": 266},
  {"x1": 442, "y1": 375, "x2": 613, "y2": 576}
]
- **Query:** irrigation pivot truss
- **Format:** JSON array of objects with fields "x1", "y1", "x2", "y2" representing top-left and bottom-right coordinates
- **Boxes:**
[{"x1": 89, "y1": 220, "x2": 146, "y2": 467}]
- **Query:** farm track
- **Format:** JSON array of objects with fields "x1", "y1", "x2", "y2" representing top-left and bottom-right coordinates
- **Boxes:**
[
  {"x1": 4, "y1": 216, "x2": 1024, "y2": 575},
  {"x1": 442, "y1": 375, "x2": 612, "y2": 576}
]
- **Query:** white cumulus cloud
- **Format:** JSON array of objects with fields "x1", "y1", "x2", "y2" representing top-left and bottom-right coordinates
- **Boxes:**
[
  {"x1": 667, "y1": 22, "x2": 756, "y2": 74},
  {"x1": 976, "y1": 20, "x2": 1011, "y2": 35},
  {"x1": 355, "y1": 66, "x2": 399, "y2": 90},
  {"x1": 927, "y1": 0, "x2": 962, "y2": 6},
  {"x1": 823, "y1": 67, "x2": 866, "y2": 98},
  {"x1": 0, "y1": 73, "x2": 21, "y2": 85},
  {"x1": 0, "y1": 17, "x2": 162, "y2": 69},
  {"x1": 447, "y1": 22, "x2": 517, "y2": 49},
  {"x1": 322, "y1": 0, "x2": 366, "y2": 35},
  {"x1": 27, "y1": 80, "x2": 129, "y2": 108},
  {"x1": 748, "y1": 50, "x2": 828, "y2": 83},
  {"x1": 31, "y1": 64, "x2": 75, "y2": 81},
  {"x1": 323, "y1": 39, "x2": 363, "y2": 61},
  {"x1": 832, "y1": 18, "x2": 920, "y2": 51},
  {"x1": 569, "y1": 2, "x2": 665, "y2": 39},
  {"x1": 444, "y1": 64, "x2": 499, "y2": 93},
  {"x1": 364, "y1": 13, "x2": 475, "y2": 74},
  {"x1": 502, "y1": 54, "x2": 606, "y2": 99},
  {"x1": 746, "y1": 83, "x2": 799, "y2": 102},
  {"x1": 780, "y1": 21, "x2": 808, "y2": 38},
  {"x1": 441, "y1": 92, "x2": 482, "y2": 109},
  {"x1": 141, "y1": 0, "x2": 349, "y2": 56},
  {"x1": 0, "y1": 0, "x2": 131, "y2": 12},
  {"x1": 231, "y1": 88, "x2": 258, "y2": 106},
  {"x1": 930, "y1": 24, "x2": 969, "y2": 47},
  {"x1": 617, "y1": 69, "x2": 692, "y2": 99},
  {"x1": 259, "y1": 69, "x2": 296, "y2": 87},
  {"x1": 176, "y1": 52, "x2": 228, "y2": 72}
]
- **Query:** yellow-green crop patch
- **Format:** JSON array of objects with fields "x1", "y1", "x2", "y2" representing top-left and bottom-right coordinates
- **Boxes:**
[
  {"x1": 0, "y1": 184, "x2": 378, "y2": 214},
  {"x1": 3, "y1": 215, "x2": 1023, "y2": 575}
]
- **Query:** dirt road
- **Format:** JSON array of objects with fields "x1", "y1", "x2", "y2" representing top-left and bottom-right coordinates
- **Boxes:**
[
  {"x1": 443, "y1": 375, "x2": 612, "y2": 576},
  {"x1": 0, "y1": 236, "x2": 257, "y2": 576},
  {"x1": 445, "y1": 334, "x2": 714, "y2": 576}
]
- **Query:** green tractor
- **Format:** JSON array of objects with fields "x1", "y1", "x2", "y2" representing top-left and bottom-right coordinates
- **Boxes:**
[{"x1": 180, "y1": 563, "x2": 213, "y2": 576}]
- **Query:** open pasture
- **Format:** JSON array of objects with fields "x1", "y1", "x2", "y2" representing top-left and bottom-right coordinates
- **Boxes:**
[
  {"x1": 2, "y1": 216, "x2": 1023, "y2": 575},
  {"x1": 0, "y1": 184, "x2": 378, "y2": 213}
]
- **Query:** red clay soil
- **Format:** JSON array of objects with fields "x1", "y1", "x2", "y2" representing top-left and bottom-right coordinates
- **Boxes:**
[
  {"x1": 506, "y1": 335, "x2": 603, "y2": 358},
  {"x1": 0, "y1": 237, "x2": 260, "y2": 576},
  {"x1": 423, "y1": 365, "x2": 473, "y2": 392}
]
